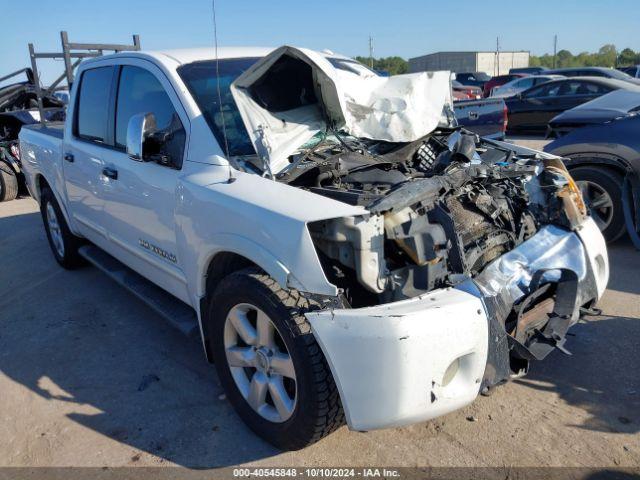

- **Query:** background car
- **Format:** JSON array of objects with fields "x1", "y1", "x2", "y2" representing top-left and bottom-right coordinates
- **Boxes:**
[
  {"x1": 482, "y1": 73, "x2": 527, "y2": 97},
  {"x1": 618, "y1": 65, "x2": 640, "y2": 78},
  {"x1": 505, "y1": 77, "x2": 640, "y2": 133},
  {"x1": 545, "y1": 66, "x2": 640, "y2": 85},
  {"x1": 548, "y1": 89, "x2": 640, "y2": 137},
  {"x1": 545, "y1": 114, "x2": 640, "y2": 242},
  {"x1": 490, "y1": 74, "x2": 563, "y2": 98},
  {"x1": 509, "y1": 67, "x2": 548, "y2": 75},
  {"x1": 454, "y1": 72, "x2": 491, "y2": 89},
  {"x1": 452, "y1": 80, "x2": 482, "y2": 100}
]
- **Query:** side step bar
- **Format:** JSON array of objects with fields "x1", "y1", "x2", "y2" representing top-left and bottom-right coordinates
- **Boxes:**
[{"x1": 78, "y1": 245, "x2": 199, "y2": 337}]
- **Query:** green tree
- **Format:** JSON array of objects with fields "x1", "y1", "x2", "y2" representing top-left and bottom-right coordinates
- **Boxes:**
[
  {"x1": 530, "y1": 44, "x2": 638, "y2": 69},
  {"x1": 556, "y1": 49, "x2": 574, "y2": 67},
  {"x1": 597, "y1": 44, "x2": 617, "y2": 67},
  {"x1": 618, "y1": 48, "x2": 639, "y2": 66},
  {"x1": 355, "y1": 56, "x2": 408, "y2": 75}
]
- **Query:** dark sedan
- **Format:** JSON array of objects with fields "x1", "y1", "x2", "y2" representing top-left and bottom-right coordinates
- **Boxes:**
[
  {"x1": 545, "y1": 115, "x2": 640, "y2": 242},
  {"x1": 544, "y1": 66, "x2": 640, "y2": 85},
  {"x1": 509, "y1": 67, "x2": 547, "y2": 75},
  {"x1": 505, "y1": 77, "x2": 640, "y2": 133},
  {"x1": 548, "y1": 89, "x2": 640, "y2": 137}
]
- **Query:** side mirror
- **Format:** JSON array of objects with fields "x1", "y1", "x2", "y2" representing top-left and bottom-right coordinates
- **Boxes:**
[{"x1": 126, "y1": 113, "x2": 157, "y2": 161}]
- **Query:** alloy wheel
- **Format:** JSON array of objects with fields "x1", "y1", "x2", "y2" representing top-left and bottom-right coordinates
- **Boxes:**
[
  {"x1": 223, "y1": 303, "x2": 297, "y2": 423},
  {"x1": 576, "y1": 180, "x2": 614, "y2": 231}
]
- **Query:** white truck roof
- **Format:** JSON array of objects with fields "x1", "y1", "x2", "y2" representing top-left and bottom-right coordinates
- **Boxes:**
[{"x1": 80, "y1": 46, "x2": 354, "y2": 67}]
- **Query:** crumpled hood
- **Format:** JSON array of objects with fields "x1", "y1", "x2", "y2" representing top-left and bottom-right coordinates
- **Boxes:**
[{"x1": 230, "y1": 45, "x2": 453, "y2": 172}]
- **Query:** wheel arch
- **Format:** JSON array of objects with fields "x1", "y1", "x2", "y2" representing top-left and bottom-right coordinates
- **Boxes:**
[
  {"x1": 35, "y1": 174, "x2": 75, "y2": 230},
  {"x1": 34, "y1": 173, "x2": 50, "y2": 202},
  {"x1": 561, "y1": 152, "x2": 633, "y2": 178},
  {"x1": 197, "y1": 246, "x2": 296, "y2": 363}
]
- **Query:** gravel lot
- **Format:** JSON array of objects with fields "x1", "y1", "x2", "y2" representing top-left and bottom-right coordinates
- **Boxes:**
[{"x1": 1, "y1": 143, "x2": 639, "y2": 470}]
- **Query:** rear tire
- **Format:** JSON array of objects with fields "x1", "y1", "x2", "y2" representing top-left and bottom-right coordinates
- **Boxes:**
[
  {"x1": 0, "y1": 161, "x2": 18, "y2": 202},
  {"x1": 40, "y1": 187, "x2": 85, "y2": 269},
  {"x1": 207, "y1": 269, "x2": 344, "y2": 450},
  {"x1": 569, "y1": 166, "x2": 625, "y2": 242}
]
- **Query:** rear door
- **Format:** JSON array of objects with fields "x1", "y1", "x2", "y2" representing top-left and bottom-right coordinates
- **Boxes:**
[
  {"x1": 63, "y1": 65, "x2": 116, "y2": 243},
  {"x1": 99, "y1": 60, "x2": 190, "y2": 302}
]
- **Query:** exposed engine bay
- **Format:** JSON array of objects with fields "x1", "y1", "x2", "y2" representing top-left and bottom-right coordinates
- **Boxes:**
[{"x1": 271, "y1": 128, "x2": 584, "y2": 307}]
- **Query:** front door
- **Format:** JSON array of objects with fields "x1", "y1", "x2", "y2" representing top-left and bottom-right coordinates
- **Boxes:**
[{"x1": 100, "y1": 61, "x2": 190, "y2": 302}]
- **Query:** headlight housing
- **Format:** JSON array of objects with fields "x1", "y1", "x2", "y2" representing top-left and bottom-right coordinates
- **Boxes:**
[{"x1": 543, "y1": 157, "x2": 588, "y2": 229}]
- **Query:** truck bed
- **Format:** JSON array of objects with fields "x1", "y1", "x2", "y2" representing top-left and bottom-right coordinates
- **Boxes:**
[
  {"x1": 454, "y1": 98, "x2": 506, "y2": 139},
  {"x1": 22, "y1": 122, "x2": 65, "y2": 139},
  {"x1": 19, "y1": 122, "x2": 65, "y2": 201}
]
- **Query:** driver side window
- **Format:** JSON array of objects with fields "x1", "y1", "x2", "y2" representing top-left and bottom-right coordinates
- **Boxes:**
[
  {"x1": 115, "y1": 66, "x2": 186, "y2": 168},
  {"x1": 524, "y1": 83, "x2": 559, "y2": 98},
  {"x1": 516, "y1": 77, "x2": 534, "y2": 89}
]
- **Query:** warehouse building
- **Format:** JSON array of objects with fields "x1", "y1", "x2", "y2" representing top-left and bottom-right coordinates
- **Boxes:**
[{"x1": 409, "y1": 51, "x2": 530, "y2": 76}]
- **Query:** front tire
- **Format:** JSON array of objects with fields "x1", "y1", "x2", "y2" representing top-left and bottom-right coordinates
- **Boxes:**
[
  {"x1": 569, "y1": 166, "x2": 625, "y2": 242},
  {"x1": 207, "y1": 269, "x2": 344, "y2": 450},
  {"x1": 40, "y1": 187, "x2": 85, "y2": 269}
]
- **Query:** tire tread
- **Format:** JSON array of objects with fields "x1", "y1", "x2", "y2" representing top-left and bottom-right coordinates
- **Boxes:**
[
  {"x1": 246, "y1": 270, "x2": 345, "y2": 446},
  {"x1": 211, "y1": 268, "x2": 345, "y2": 450},
  {"x1": 0, "y1": 161, "x2": 18, "y2": 202}
]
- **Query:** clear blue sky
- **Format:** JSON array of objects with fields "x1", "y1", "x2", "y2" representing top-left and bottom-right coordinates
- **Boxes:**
[{"x1": 2, "y1": 0, "x2": 639, "y2": 84}]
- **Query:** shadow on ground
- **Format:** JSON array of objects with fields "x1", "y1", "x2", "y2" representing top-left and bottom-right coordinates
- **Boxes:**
[
  {"x1": 0, "y1": 209, "x2": 281, "y2": 467},
  {"x1": 516, "y1": 237, "x2": 640, "y2": 435},
  {"x1": 1, "y1": 204, "x2": 639, "y2": 467}
]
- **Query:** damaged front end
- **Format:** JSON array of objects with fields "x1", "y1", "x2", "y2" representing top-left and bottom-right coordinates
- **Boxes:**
[
  {"x1": 283, "y1": 128, "x2": 602, "y2": 401},
  {"x1": 227, "y1": 46, "x2": 608, "y2": 430},
  {"x1": 298, "y1": 131, "x2": 588, "y2": 305},
  {"x1": 295, "y1": 133, "x2": 607, "y2": 429}
]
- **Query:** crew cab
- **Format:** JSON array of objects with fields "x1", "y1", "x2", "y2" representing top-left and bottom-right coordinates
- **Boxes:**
[{"x1": 20, "y1": 46, "x2": 609, "y2": 451}]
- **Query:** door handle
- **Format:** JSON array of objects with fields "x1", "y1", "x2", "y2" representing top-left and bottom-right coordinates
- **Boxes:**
[
  {"x1": 102, "y1": 167, "x2": 118, "y2": 180},
  {"x1": 64, "y1": 153, "x2": 74, "y2": 163}
]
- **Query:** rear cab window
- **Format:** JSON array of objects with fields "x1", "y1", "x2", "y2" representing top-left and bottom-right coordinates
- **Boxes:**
[{"x1": 74, "y1": 66, "x2": 115, "y2": 143}]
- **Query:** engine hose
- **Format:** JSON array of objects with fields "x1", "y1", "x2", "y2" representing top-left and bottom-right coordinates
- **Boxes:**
[{"x1": 622, "y1": 173, "x2": 640, "y2": 250}]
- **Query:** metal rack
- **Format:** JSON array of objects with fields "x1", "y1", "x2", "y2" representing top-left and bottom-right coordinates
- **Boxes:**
[{"x1": 28, "y1": 31, "x2": 141, "y2": 125}]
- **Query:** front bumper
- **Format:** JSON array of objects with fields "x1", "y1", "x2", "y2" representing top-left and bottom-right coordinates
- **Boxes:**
[{"x1": 306, "y1": 217, "x2": 608, "y2": 431}]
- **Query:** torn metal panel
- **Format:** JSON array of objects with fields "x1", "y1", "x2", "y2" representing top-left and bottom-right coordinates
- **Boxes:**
[
  {"x1": 473, "y1": 224, "x2": 588, "y2": 310},
  {"x1": 231, "y1": 45, "x2": 453, "y2": 172}
]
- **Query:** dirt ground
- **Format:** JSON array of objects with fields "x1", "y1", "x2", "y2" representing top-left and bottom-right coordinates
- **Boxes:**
[{"x1": 1, "y1": 163, "x2": 639, "y2": 470}]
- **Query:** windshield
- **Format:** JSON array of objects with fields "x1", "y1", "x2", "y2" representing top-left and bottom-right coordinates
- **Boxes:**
[
  {"x1": 177, "y1": 55, "x2": 376, "y2": 157},
  {"x1": 326, "y1": 58, "x2": 378, "y2": 77},
  {"x1": 178, "y1": 58, "x2": 260, "y2": 156}
]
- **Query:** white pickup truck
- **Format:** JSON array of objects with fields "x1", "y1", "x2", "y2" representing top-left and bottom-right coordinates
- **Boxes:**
[{"x1": 20, "y1": 46, "x2": 609, "y2": 451}]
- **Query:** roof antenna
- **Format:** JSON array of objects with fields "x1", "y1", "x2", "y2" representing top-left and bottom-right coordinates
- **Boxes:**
[{"x1": 212, "y1": 0, "x2": 235, "y2": 183}]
